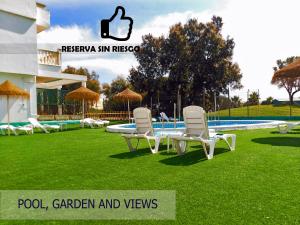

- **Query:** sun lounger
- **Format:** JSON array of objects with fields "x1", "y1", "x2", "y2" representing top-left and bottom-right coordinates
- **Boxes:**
[
  {"x1": 160, "y1": 112, "x2": 170, "y2": 122},
  {"x1": 160, "y1": 112, "x2": 178, "y2": 122},
  {"x1": 170, "y1": 106, "x2": 236, "y2": 159},
  {"x1": 122, "y1": 107, "x2": 166, "y2": 154},
  {"x1": 28, "y1": 118, "x2": 61, "y2": 133},
  {"x1": 0, "y1": 124, "x2": 33, "y2": 135},
  {"x1": 98, "y1": 119, "x2": 110, "y2": 125},
  {"x1": 277, "y1": 122, "x2": 300, "y2": 134},
  {"x1": 80, "y1": 118, "x2": 105, "y2": 128}
]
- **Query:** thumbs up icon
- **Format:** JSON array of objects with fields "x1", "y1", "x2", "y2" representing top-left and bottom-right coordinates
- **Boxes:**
[{"x1": 101, "y1": 6, "x2": 133, "y2": 41}]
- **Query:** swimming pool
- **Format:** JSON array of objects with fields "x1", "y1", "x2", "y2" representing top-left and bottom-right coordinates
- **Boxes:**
[{"x1": 106, "y1": 120, "x2": 285, "y2": 133}]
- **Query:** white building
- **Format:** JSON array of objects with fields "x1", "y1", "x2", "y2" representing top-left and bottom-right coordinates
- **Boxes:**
[{"x1": 0, "y1": 0, "x2": 87, "y2": 123}]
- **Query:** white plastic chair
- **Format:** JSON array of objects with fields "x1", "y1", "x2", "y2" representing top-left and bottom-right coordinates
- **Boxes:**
[
  {"x1": 80, "y1": 118, "x2": 105, "y2": 128},
  {"x1": 170, "y1": 106, "x2": 236, "y2": 159},
  {"x1": 160, "y1": 112, "x2": 170, "y2": 122},
  {"x1": 122, "y1": 108, "x2": 166, "y2": 154},
  {"x1": 0, "y1": 124, "x2": 33, "y2": 135},
  {"x1": 28, "y1": 118, "x2": 61, "y2": 133},
  {"x1": 278, "y1": 122, "x2": 300, "y2": 134},
  {"x1": 97, "y1": 119, "x2": 110, "y2": 125}
]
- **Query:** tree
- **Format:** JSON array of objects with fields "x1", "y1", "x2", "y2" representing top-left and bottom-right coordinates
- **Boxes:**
[
  {"x1": 162, "y1": 23, "x2": 190, "y2": 115},
  {"x1": 110, "y1": 76, "x2": 129, "y2": 96},
  {"x1": 247, "y1": 91, "x2": 260, "y2": 105},
  {"x1": 60, "y1": 66, "x2": 101, "y2": 114},
  {"x1": 231, "y1": 96, "x2": 242, "y2": 108},
  {"x1": 102, "y1": 76, "x2": 131, "y2": 111},
  {"x1": 87, "y1": 71, "x2": 100, "y2": 93},
  {"x1": 128, "y1": 35, "x2": 165, "y2": 110},
  {"x1": 101, "y1": 83, "x2": 111, "y2": 98},
  {"x1": 186, "y1": 17, "x2": 243, "y2": 107},
  {"x1": 261, "y1": 96, "x2": 273, "y2": 105},
  {"x1": 218, "y1": 95, "x2": 232, "y2": 110},
  {"x1": 271, "y1": 56, "x2": 300, "y2": 106},
  {"x1": 128, "y1": 16, "x2": 243, "y2": 114},
  {"x1": 62, "y1": 66, "x2": 101, "y2": 93}
]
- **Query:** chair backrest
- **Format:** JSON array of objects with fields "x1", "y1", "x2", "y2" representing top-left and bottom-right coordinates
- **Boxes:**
[
  {"x1": 160, "y1": 112, "x2": 169, "y2": 122},
  {"x1": 28, "y1": 118, "x2": 42, "y2": 128},
  {"x1": 183, "y1": 106, "x2": 209, "y2": 139},
  {"x1": 133, "y1": 107, "x2": 153, "y2": 135}
]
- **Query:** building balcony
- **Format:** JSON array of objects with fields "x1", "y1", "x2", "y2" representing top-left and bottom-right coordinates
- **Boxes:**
[
  {"x1": 37, "y1": 49, "x2": 87, "y2": 89},
  {"x1": 36, "y1": 2, "x2": 50, "y2": 33},
  {"x1": 38, "y1": 49, "x2": 61, "y2": 67}
]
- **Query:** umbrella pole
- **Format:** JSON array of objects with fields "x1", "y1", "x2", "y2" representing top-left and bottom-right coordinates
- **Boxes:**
[
  {"x1": 82, "y1": 99, "x2": 85, "y2": 119},
  {"x1": 174, "y1": 103, "x2": 176, "y2": 128},
  {"x1": 7, "y1": 96, "x2": 10, "y2": 136},
  {"x1": 128, "y1": 99, "x2": 130, "y2": 123}
]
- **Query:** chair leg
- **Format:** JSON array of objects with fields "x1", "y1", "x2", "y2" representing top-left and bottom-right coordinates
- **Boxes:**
[
  {"x1": 9, "y1": 128, "x2": 18, "y2": 136},
  {"x1": 222, "y1": 134, "x2": 236, "y2": 151},
  {"x1": 154, "y1": 137, "x2": 161, "y2": 153},
  {"x1": 146, "y1": 137, "x2": 160, "y2": 154},
  {"x1": 42, "y1": 127, "x2": 49, "y2": 134},
  {"x1": 123, "y1": 137, "x2": 136, "y2": 152},
  {"x1": 174, "y1": 140, "x2": 186, "y2": 155},
  {"x1": 167, "y1": 138, "x2": 176, "y2": 153},
  {"x1": 167, "y1": 137, "x2": 170, "y2": 152},
  {"x1": 230, "y1": 135, "x2": 236, "y2": 151},
  {"x1": 173, "y1": 140, "x2": 181, "y2": 155},
  {"x1": 203, "y1": 140, "x2": 215, "y2": 159},
  {"x1": 178, "y1": 141, "x2": 187, "y2": 154}
]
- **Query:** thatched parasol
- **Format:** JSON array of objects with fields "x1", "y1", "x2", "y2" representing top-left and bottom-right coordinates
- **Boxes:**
[
  {"x1": 114, "y1": 88, "x2": 142, "y2": 123},
  {"x1": 273, "y1": 59, "x2": 300, "y2": 80},
  {"x1": 272, "y1": 59, "x2": 300, "y2": 116},
  {"x1": 0, "y1": 80, "x2": 30, "y2": 135},
  {"x1": 65, "y1": 86, "x2": 100, "y2": 119}
]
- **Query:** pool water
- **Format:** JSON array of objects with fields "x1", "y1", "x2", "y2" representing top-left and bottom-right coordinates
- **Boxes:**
[
  {"x1": 122, "y1": 120, "x2": 275, "y2": 129},
  {"x1": 107, "y1": 120, "x2": 285, "y2": 133}
]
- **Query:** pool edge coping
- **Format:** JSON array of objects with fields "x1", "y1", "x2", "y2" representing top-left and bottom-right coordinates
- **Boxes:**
[{"x1": 106, "y1": 120, "x2": 286, "y2": 133}]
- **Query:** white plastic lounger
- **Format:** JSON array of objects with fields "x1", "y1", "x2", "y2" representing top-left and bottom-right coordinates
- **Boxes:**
[
  {"x1": 160, "y1": 112, "x2": 178, "y2": 122},
  {"x1": 28, "y1": 118, "x2": 61, "y2": 133},
  {"x1": 97, "y1": 119, "x2": 110, "y2": 125},
  {"x1": 80, "y1": 118, "x2": 105, "y2": 128},
  {"x1": 0, "y1": 124, "x2": 33, "y2": 135},
  {"x1": 122, "y1": 107, "x2": 166, "y2": 154},
  {"x1": 160, "y1": 112, "x2": 170, "y2": 122},
  {"x1": 277, "y1": 122, "x2": 300, "y2": 134},
  {"x1": 170, "y1": 106, "x2": 236, "y2": 160}
]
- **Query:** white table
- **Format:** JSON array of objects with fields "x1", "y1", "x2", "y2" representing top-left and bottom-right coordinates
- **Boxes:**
[{"x1": 154, "y1": 130, "x2": 184, "y2": 152}]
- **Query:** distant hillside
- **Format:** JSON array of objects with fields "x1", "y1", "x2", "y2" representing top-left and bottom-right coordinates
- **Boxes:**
[{"x1": 209, "y1": 105, "x2": 300, "y2": 117}]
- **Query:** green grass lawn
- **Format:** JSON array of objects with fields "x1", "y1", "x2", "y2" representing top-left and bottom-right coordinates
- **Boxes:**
[
  {"x1": 1, "y1": 126, "x2": 300, "y2": 224},
  {"x1": 210, "y1": 105, "x2": 300, "y2": 117}
]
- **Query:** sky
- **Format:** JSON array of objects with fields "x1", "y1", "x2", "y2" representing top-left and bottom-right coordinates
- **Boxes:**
[{"x1": 38, "y1": 0, "x2": 300, "y2": 101}]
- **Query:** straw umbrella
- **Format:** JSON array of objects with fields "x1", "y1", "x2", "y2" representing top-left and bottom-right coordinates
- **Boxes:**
[
  {"x1": 114, "y1": 88, "x2": 142, "y2": 123},
  {"x1": 0, "y1": 80, "x2": 30, "y2": 135},
  {"x1": 65, "y1": 86, "x2": 99, "y2": 119},
  {"x1": 272, "y1": 59, "x2": 300, "y2": 116},
  {"x1": 273, "y1": 59, "x2": 300, "y2": 79}
]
